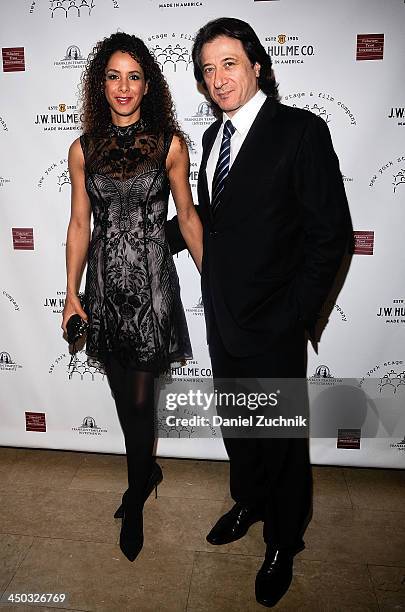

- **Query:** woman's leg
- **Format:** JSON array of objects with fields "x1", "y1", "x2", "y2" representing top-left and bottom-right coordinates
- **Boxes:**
[
  {"x1": 122, "y1": 369, "x2": 156, "y2": 509},
  {"x1": 105, "y1": 354, "x2": 157, "y2": 560},
  {"x1": 105, "y1": 355, "x2": 157, "y2": 501}
]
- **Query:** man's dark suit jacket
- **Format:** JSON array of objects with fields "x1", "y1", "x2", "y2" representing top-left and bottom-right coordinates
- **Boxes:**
[
  {"x1": 199, "y1": 96, "x2": 350, "y2": 357},
  {"x1": 168, "y1": 96, "x2": 351, "y2": 357}
]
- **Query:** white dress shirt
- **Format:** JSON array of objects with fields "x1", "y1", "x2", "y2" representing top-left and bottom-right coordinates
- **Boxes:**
[{"x1": 206, "y1": 89, "x2": 267, "y2": 200}]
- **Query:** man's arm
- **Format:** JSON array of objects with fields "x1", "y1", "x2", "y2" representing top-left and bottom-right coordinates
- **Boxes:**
[
  {"x1": 292, "y1": 113, "x2": 352, "y2": 331},
  {"x1": 166, "y1": 206, "x2": 202, "y2": 255}
]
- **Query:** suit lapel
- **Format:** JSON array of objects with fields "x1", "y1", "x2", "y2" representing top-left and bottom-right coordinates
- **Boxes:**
[
  {"x1": 217, "y1": 97, "x2": 277, "y2": 216},
  {"x1": 199, "y1": 120, "x2": 221, "y2": 221}
]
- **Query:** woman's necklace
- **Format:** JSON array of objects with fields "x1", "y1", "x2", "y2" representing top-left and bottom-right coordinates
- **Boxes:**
[{"x1": 110, "y1": 118, "x2": 146, "y2": 147}]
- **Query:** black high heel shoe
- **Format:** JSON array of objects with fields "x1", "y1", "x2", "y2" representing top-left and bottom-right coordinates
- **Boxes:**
[
  {"x1": 120, "y1": 507, "x2": 144, "y2": 562},
  {"x1": 114, "y1": 462, "x2": 163, "y2": 519}
]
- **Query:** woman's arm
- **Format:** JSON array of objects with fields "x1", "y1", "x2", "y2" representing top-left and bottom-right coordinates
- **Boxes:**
[
  {"x1": 166, "y1": 135, "x2": 203, "y2": 273},
  {"x1": 61, "y1": 138, "x2": 91, "y2": 333}
]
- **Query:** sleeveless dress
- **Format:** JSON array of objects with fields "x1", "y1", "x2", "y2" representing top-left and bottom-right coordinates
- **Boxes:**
[{"x1": 80, "y1": 119, "x2": 192, "y2": 373}]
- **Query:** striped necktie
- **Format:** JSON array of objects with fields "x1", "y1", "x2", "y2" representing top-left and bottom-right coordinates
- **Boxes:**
[{"x1": 211, "y1": 120, "x2": 236, "y2": 214}]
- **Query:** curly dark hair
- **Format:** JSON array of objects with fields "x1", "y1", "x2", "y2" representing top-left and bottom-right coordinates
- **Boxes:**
[
  {"x1": 192, "y1": 17, "x2": 279, "y2": 117},
  {"x1": 80, "y1": 31, "x2": 188, "y2": 141}
]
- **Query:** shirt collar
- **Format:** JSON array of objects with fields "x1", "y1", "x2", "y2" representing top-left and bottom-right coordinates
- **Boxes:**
[{"x1": 222, "y1": 89, "x2": 267, "y2": 135}]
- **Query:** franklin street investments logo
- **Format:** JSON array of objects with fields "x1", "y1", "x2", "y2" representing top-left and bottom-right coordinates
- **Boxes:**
[
  {"x1": 54, "y1": 45, "x2": 87, "y2": 70},
  {"x1": 72, "y1": 416, "x2": 108, "y2": 436},
  {"x1": 0, "y1": 351, "x2": 23, "y2": 372},
  {"x1": 309, "y1": 365, "x2": 342, "y2": 387},
  {"x1": 314, "y1": 365, "x2": 333, "y2": 378},
  {"x1": 184, "y1": 101, "x2": 215, "y2": 128},
  {"x1": 186, "y1": 295, "x2": 204, "y2": 316}
]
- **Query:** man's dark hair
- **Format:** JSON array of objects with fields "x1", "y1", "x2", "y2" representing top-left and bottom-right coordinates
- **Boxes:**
[{"x1": 192, "y1": 17, "x2": 279, "y2": 115}]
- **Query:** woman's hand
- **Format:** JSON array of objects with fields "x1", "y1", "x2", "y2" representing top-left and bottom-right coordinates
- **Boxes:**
[{"x1": 61, "y1": 293, "x2": 88, "y2": 335}]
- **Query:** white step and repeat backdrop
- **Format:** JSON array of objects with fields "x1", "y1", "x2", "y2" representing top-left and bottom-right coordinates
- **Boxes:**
[{"x1": 1, "y1": 0, "x2": 404, "y2": 467}]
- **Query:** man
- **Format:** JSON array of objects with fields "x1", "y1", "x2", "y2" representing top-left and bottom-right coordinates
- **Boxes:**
[{"x1": 178, "y1": 17, "x2": 350, "y2": 607}]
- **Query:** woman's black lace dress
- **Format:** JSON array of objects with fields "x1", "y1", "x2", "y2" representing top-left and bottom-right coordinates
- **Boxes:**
[{"x1": 80, "y1": 120, "x2": 192, "y2": 373}]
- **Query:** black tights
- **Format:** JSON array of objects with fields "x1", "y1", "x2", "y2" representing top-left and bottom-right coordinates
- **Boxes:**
[{"x1": 105, "y1": 353, "x2": 157, "y2": 510}]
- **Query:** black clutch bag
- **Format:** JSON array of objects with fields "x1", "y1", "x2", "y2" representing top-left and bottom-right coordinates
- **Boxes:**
[
  {"x1": 66, "y1": 293, "x2": 88, "y2": 346},
  {"x1": 66, "y1": 314, "x2": 88, "y2": 345}
]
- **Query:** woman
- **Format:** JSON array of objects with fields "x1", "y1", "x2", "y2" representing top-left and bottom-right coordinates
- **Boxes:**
[{"x1": 61, "y1": 32, "x2": 202, "y2": 562}]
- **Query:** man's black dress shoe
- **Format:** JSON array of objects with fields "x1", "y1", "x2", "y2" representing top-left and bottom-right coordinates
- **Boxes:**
[
  {"x1": 206, "y1": 502, "x2": 263, "y2": 545},
  {"x1": 255, "y1": 547, "x2": 294, "y2": 608}
]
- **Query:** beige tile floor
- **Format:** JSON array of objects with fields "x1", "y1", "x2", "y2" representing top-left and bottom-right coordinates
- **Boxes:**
[{"x1": 0, "y1": 447, "x2": 404, "y2": 611}]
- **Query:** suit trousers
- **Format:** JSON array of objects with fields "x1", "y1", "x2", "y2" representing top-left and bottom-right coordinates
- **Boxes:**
[{"x1": 208, "y1": 316, "x2": 313, "y2": 552}]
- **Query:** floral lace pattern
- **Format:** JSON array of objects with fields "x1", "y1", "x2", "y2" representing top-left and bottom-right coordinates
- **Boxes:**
[{"x1": 80, "y1": 123, "x2": 192, "y2": 372}]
